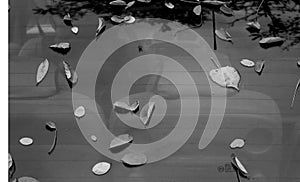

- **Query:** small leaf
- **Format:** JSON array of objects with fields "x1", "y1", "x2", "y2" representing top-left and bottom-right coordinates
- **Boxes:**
[
  {"x1": 215, "y1": 28, "x2": 232, "y2": 42},
  {"x1": 136, "y1": 0, "x2": 151, "y2": 3},
  {"x1": 74, "y1": 106, "x2": 85, "y2": 118},
  {"x1": 62, "y1": 61, "x2": 78, "y2": 88},
  {"x1": 220, "y1": 5, "x2": 234, "y2": 16},
  {"x1": 36, "y1": 59, "x2": 49, "y2": 86},
  {"x1": 125, "y1": 1, "x2": 135, "y2": 9},
  {"x1": 90, "y1": 135, "x2": 97, "y2": 142},
  {"x1": 229, "y1": 138, "x2": 245, "y2": 149},
  {"x1": 49, "y1": 42, "x2": 71, "y2": 55},
  {"x1": 121, "y1": 152, "x2": 147, "y2": 166},
  {"x1": 45, "y1": 121, "x2": 56, "y2": 131},
  {"x1": 92, "y1": 162, "x2": 111, "y2": 175},
  {"x1": 63, "y1": 13, "x2": 72, "y2": 26},
  {"x1": 297, "y1": 60, "x2": 300, "y2": 67},
  {"x1": 240, "y1": 59, "x2": 255, "y2": 68},
  {"x1": 291, "y1": 77, "x2": 300, "y2": 108},
  {"x1": 259, "y1": 36, "x2": 285, "y2": 44},
  {"x1": 124, "y1": 16, "x2": 136, "y2": 24},
  {"x1": 246, "y1": 21, "x2": 261, "y2": 31},
  {"x1": 8, "y1": 153, "x2": 13, "y2": 169},
  {"x1": 165, "y1": 1, "x2": 175, "y2": 9},
  {"x1": 231, "y1": 154, "x2": 249, "y2": 177},
  {"x1": 193, "y1": 5, "x2": 202, "y2": 15},
  {"x1": 45, "y1": 121, "x2": 57, "y2": 155},
  {"x1": 19, "y1": 137, "x2": 33, "y2": 146},
  {"x1": 110, "y1": 15, "x2": 125, "y2": 23},
  {"x1": 71, "y1": 26, "x2": 79, "y2": 35},
  {"x1": 140, "y1": 101, "x2": 155, "y2": 126},
  {"x1": 113, "y1": 100, "x2": 139, "y2": 113},
  {"x1": 254, "y1": 60, "x2": 265, "y2": 75},
  {"x1": 109, "y1": 0, "x2": 127, "y2": 6},
  {"x1": 13, "y1": 177, "x2": 39, "y2": 182},
  {"x1": 209, "y1": 66, "x2": 240, "y2": 91},
  {"x1": 109, "y1": 134, "x2": 133, "y2": 149}
]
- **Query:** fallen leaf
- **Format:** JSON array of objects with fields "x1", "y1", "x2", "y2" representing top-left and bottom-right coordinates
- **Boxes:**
[
  {"x1": 297, "y1": 60, "x2": 300, "y2": 67},
  {"x1": 246, "y1": 21, "x2": 261, "y2": 31},
  {"x1": 92, "y1": 162, "x2": 111, "y2": 175},
  {"x1": 254, "y1": 60, "x2": 265, "y2": 75},
  {"x1": 62, "y1": 61, "x2": 78, "y2": 88},
  {"x1": 231, "y1": 154, "x2": 249, "y2": 177},
  {"x1": 13, "y1": 176, "x2": 39, "y2": 182},
  {"x1": 113, "y1": 100, "x2": 139, "y2": 113},
  {"x1": 124, "y1": 16, "x2": 136, "y2": 24},
  {"x1": 111, "y1": 15, "x2": 125, "y2": 23},
  {"x1": 71, "y1": 26, "x2": 79, "y2": 35},
  {"x1": 215, "y1": 28, "x2": 232, "y2": 42},
  {"x1": 91, "y1": 135, "x2": 97, "y2": 142},
  {"x1": 121, "y1": 152, "x2": 147, "y2": 166},
  {"x1": 19, "y1": 137, "x2": 33, "y2": 146},
  {"x1": 165, "y1": 1, "x2": 175, "y2": 9},
  {"x1": 109, "y1": 134, "x2": 133, "y2": 149},
  {"x1": 140, "y1": 101, "x2": 155, "y2": 126},
  {"x1": 63, "y1": 13, "x2": 72, "y2": 26},
  {"x1": 137, "y1": 0, "x2": 151, "y2": 3},
  {"x1": 259, "y1": 36, "x2": 284, "y2": 44},
  {"x1": 109, "y1": 0, "x2": 127, "y2": 6},
  {"x1": 193, "y1": 5, "x2": 202, "y2": 15},
  {"x1": 8, "y1": 153, "x2": 13, "y2": 169},
  {"x1": 240, "y1": 59, "x2": 255, "y2": 68},
  {"x1": 220, "y1": 5, "x2": 234, "y2": 16},
  {"x1": 36, "y1": 58, "x2": 49, "y2": 86},
  {"x1": 209, "y1": 66, "x2": 241, "y2": 91},
  {"x1": 203, "y1": 0, "x2": 226, "y2": 6},
  {"x1": 74, "y1": 106, "x2": 85, "y2": 118},
  {"x1": 45, "y1": 122, "x2": 57, "y2": 154},
  {"x1": 96, "y1": 17, "x2": 106, "y2": 38},
  {"x1": 49, "y1": 42, "x2": 71, "y2": 55},
  {"x1": 125, "y1": 1, "x2": 135, "y2": 9},
  {"x1": 291, "y1": 77, "x2": 300, "y2": 108},
  {"x1": 229, "y1": 138, "x2": 245, "y2": 149}
]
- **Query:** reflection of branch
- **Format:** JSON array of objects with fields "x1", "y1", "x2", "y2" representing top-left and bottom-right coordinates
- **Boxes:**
[
  {"x1": 256, "y1": 0, "x2": 265, "y2": 18},
  {"x1": 230, "y1": 11, "x2": 257, "y2": 26}
]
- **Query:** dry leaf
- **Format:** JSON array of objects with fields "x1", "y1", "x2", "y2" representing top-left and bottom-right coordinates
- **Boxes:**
[
  {"x1": 124, "y1": 16, "x2": 136, "y2": 24},
  {"x1": 125, "y1": 1, "x2": 135, "y2": 9},
  {"x1": 36, "y1": 58, "x2": 49, "y2": 86},
  {"x1": 45, "y1": 122, "x2": 57, "y2": 154},
  {"x1": 231, "y1": 154, "x2": 249, "y2": 177},
  {"x1": 74, "y1": 106, "x2": 85, "y2": 118},
  {"x1": 113, "y1": 100, "x2": 139, "y2": 113},
  {"x1": 49, "y1": 42, "x2": 71, "y2": 55},
  {"x1": 91, "y1": 135, "x2": 97, "y2": 142},
  {"x1": 140, "y1": 101, "x2": 155, "y2": 126},
  {"x1": 254, "y1": 60, "x2": 265, "y2": 75},
  {"x1": 63, "y1": 13, "x2": 72, "y2": 26},
  {"x1": 9, "y1": 153, "x2": 13, "y2": 169},
  {"x1": 240, "y1": 59, "x2": 255, "y2": 68},
  {"x1": 291, "y1": 78, "x2": 300, "y2": 108},
  {"x1": 209, "y1": 66, "x2": 241, "y2": 91},
  {"x1": 19, "y1": 137, "x2": 33, "y2": 146},
  {"x1": 137, "y1": 0, "x2": 151, "y2": 3},
  {"x1": 297, "y1": 60, "x2": 300, "y2": 67},
  {"x1": 109, "y1": 134, "x2": 133, "y2": 149},
  {"x1": 121, "y1": 152, "x2": 147, "y2": 166},
  {"x1": 220, "y1": 5, "x2": 234, "y2": 16},
  {"x1": 62, "y1": 61, "x2": 78, "y2": 88},
  {"x1": 92, "y1": 162, "x2": 111, "y2": 175},
  {"x1": 165, "y1": 1, "x2": 175, "y2": 9},
  {"x1": 203, "y1": 0, "x2": 226, "y2": 6},
  {"x1": 193, "y1": 5, "x2": 202, "y2": 15},
  {"x1": 111, "y1": 15, "x2": 125, "y2": 23},
  {"x1": 246, "y1": 21, "x2": 261, "y2": 30},
  {"x1": 109, "y1": 0, "x2": 127, "y2": 6},
  {"x1": 229, "y1": 139, "x2": 245, "y2": 149},
  {"x1": 71, "y1": 26, "x2": 79, "y2": 34},
  {"x1": 96, "y1": 17, "x2": 106, "y2": 38},
  {"x1": 13, "y1": 176, "x2": 39, "y2": 182},
  {"x1": 215, "y1": 28, "x2": 232, "y2": 42},
  {"x1": 259, "y1": 37, "x2": 284, "y2": 44}
]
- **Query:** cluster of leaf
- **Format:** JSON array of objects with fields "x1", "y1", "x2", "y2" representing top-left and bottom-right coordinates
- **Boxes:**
[
  {"x1": 33, "y1": 0, "x2": 300, "y2": 49},
  {"x1": 231, "y1": 0, "x2": 300, "y2": 50}
]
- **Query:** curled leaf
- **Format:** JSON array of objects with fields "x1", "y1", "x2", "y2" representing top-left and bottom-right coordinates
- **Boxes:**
[
  {"x1": 246, "y1": 21, "x2": 261, "y2": 31},
  {"x1": 46, "y1": 121, "x2": 56, "y2": 131},
  {"x1": 259, "y1": 36, "x2": 284, "y2": 44},
  {"x1": 229, "y1": 138, "x2": 245, "y2": 149},
  {"x1": 165, "y1": 1, "x2": 175, "y2": 9},
  {"x1": 209, "y1": 66, "x2": 241, "y2": 91},
  {"x1": 124, "y1": 16, "x2": 136, "y2": 24},
  {"x1": 140, "y1": 101, "x2": 155, "y2": 126},
  {"x1": 109, "y1": 134, "x2": 133, "y2": 149},
  {"x1": 121, "y1": 152, "x2": 147, "y2": 166},
  {"x1": 91, "y1": 135, "x2": 97, "y2": 142},
  {"x1": 92, "y1": 162, "x2": 111, "y2": 175},
  {"x1": 19, "y1": 137, "x2": 33, "y2": 146},
  {"x1": 36, "y1": 58, "x2": 49, "y2": 86},
  {"x1": 109, "y1": 0, "x2": 127, "y2": 6},
  {"x1": 291, "y1": 78, "x2": 300, "y2": 108},
  {"x1": 220, "y1": 5, "x2": 234, "y2": 16},
  {"x1": 45, "y1": 121, "x2": 57, "y2": 154},
  {"x1": 49, "y1": 42, "x2": 71, "y2": 55},
  {"x1": 96, "y1": 17, "x2": 106, "y2": 38},
  {"x1": 113, "y1": 100, "x2": 139, "y2": 113},
  {"x1": 231, "y1": 154, "x2": 249, "y2": 177},
  {"x1": 74, "y1": 106, "x2": 85, "y2": 118},
  {"x1": 193, "y1": 5, "x2": 202, "y2": 15},
  {"x1": 111, "y1": 15, "x2": 125, "y2": 23},
  {"x1": 215, "y1": 28, "x2": 232, "y2": 42},
  {"x1": 240, "y1": 59, "x2": 255, "y2": 68},
  {"x1": 62, "y1": 61, "x2": 78, "y2": 88}
]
